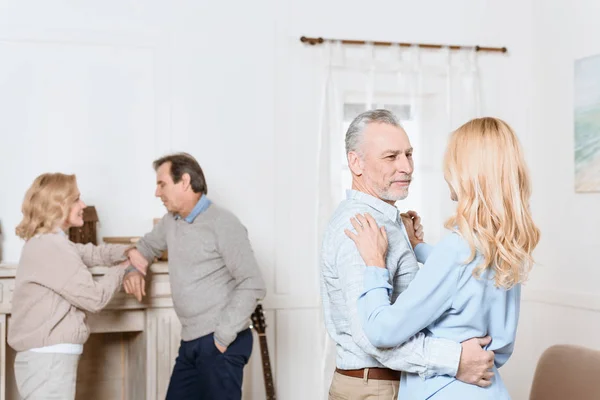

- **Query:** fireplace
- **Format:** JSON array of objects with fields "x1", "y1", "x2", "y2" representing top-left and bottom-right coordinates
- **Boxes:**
[{"x1": 0, "y1": 263, "x2": 181, "y2": 400}]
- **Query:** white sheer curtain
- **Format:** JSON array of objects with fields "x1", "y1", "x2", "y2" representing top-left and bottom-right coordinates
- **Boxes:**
[
  {"x1": 315, "y1": 42, "x2": 483, "y2": 399},
  {"x1": 315, "y1": 42, "x2": 342, "y2": 400}
]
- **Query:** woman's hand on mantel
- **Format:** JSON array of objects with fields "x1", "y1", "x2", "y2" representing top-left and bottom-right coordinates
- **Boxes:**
[{"x1": 123, "y1": 270, "x2": 146, "y2": 302}]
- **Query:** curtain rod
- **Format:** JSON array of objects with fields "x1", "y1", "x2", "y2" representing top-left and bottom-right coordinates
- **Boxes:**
[{"x1": 300, "y1": 36, "x2": 507, "y2": 53}]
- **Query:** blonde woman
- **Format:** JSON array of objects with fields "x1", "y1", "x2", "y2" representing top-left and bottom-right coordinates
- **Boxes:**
[
  {"x1": 8, "y1": 173, "x2": 144, "y2": 399},
  {"x1": 346, "y1": 117, "x2": 540, "y2": 399}
]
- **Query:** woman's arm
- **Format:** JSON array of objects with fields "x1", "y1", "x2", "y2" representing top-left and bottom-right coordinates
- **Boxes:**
[
  {"x1": 346, "y1": 214, "x2": 463, "y2": 348},
  {"x1": 34, "y1": 241, "x2": 128, "y2": 313},
  {"x1": 72, "y1": 242, "x2": 132, "y2": 267},
  {"x1": 58, "y1": 259, "x2": 127, "y2": 313},
  {"x1": 414, "y1": 242, "x2": 434, "y2": 264},
  {"x1": 358, "y1": 244, "x2": 460, "y2": 348}
]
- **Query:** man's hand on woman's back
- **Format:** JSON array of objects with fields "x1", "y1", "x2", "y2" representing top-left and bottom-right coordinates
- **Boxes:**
[{"x1": 456, "y1": 336, "x2": 495, "y2": 387}]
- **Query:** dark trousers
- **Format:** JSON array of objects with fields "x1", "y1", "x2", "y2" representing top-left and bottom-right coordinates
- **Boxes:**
[{"x1": 165, "y1": 328, "x2": 253, "y2": 400}]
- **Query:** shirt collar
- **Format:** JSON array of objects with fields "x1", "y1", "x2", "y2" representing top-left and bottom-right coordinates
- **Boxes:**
[
  {"x1": 175, "y1": 194, "x2": 212, "y2": 223},
  {"x1": 346, "y1": 189, "x2": 399, "y2": 222}
]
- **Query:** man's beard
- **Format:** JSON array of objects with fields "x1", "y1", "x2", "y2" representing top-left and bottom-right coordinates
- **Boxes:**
[
  {"x1": 376, "y1": 177, "x2": 412, "y2": 202},
  {"x1": 379, "y1": 187, "x2": 409, "y2": 202}
]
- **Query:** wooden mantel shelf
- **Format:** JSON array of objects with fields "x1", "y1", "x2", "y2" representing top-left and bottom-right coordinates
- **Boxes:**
[{"x1": 0, "y1": 261, "x2": 169, "y2": 278}]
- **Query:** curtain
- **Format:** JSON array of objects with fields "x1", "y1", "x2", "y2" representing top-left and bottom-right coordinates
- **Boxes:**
[{"x1": 315, "y1": 41, "x2": 343, "y2": 400}]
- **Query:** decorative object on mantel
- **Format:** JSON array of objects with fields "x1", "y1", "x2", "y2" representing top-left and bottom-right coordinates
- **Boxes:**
[
  {"x1": 574, "y1": 54, "x2": 600, "y2": 192},
  {"x1": 299, "y1": 36, "x2": 508, "y2": 53},
  {"x1": 69, "y1": 206, "x2": 99, "y2": 244}
]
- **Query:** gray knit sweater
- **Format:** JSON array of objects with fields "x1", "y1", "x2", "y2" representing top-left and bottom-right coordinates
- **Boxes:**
[{"x1": 135, "y1": 203, "x2": 266, "y2": 346}]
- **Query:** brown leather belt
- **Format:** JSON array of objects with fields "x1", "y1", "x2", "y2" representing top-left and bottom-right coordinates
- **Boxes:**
[{"x1": 335, "y1": 367, "x2": 401, "y2": 381}]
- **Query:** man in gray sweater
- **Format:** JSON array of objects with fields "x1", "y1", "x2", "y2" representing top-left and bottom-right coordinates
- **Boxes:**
[{"x1": 124, "y1": 152, "x2": 266, "y2": 400}]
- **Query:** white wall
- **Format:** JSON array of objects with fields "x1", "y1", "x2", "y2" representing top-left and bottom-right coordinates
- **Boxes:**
[
  {"x1": 0, "y1": 1, "x2": 282, "y2": 398},
  {"x1": 0, "y1": 1, "x2": 562, "y2": 399},
  {"x1": 504, "y1": 0, "x2": 600, "y2": 398}
]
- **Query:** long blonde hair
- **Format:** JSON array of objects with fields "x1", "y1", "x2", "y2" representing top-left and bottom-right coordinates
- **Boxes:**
[
  {"x1": 444, "y1": 117, "x2": 540, "y2": 289},
  {"x1": 16, "y1": 173, "x2": 78, "y2": 240}
]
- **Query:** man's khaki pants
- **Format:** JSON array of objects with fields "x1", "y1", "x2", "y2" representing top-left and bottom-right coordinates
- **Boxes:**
[
  {"x1": 329, "y1": 370, "x2": 400, "y2": 400},
  {"x1": 14, "y1": 351, "x2": 80, "y2": 399}
]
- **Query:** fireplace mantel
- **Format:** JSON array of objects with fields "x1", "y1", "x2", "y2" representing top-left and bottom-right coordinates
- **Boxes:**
[{"x1": 0, "y1": 262, "x2": 181, "y2": 400}]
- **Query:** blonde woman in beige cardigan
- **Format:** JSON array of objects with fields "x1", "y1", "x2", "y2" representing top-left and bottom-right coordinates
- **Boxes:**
[{"x1": 8, "y1": 173, "x2": 146, "y2": 399}]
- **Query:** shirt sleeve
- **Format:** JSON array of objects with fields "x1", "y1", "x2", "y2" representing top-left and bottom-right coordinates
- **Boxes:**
[
  {"x1": 72, "y1": 243, "x2": 131, "y2": 267},
  {"x1": 213, "y1": 212, "x2": 266, "y2": 347},
  {"x1": 358, "y1": 234, "x2": 463, "y2": 348}
]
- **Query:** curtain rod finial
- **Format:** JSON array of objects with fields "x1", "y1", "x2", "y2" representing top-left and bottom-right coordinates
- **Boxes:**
[{"x1": 300, "y1": 36, "x2": 324, "y2": 45}]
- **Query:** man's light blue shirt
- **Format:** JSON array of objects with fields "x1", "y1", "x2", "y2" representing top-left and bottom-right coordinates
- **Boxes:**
[{"x1": 179, "y1": 194, "x2": 212, "y2": 223}]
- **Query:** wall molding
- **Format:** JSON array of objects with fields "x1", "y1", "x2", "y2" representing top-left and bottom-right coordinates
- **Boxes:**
[
  {"x1": 522, "y1": 288, "x2": 600, "y2": 312},
  {"x1": 265, "y1": 289, "x2": 600, "y2": 313},
  {"x1": 262, "y1": 294, "x2": 320, "y2": 310}
]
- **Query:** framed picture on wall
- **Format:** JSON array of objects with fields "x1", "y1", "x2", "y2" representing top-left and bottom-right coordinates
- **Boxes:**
[{"x1": 574, "y1": 54, "x2": 600, "y2": 192}]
